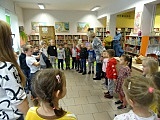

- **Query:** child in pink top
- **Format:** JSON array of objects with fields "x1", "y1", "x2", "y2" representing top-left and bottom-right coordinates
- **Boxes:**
[{"x1": 102, "y1": 50, "x2": 108, "y2": 89}]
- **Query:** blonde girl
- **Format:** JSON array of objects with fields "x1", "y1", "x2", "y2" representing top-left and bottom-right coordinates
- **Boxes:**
[
  {"x1": 114, "y1": 76, "x2": 159, "y2": 120},
  {"x1": 26, "y1": 69, "x2": 76, "y2": 120},
  {"x1": 142, "y1": 57, "x2": 159, "y2": 78}
]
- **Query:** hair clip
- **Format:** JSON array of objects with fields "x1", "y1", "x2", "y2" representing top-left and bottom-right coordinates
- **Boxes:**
[
  {"x1": 56, "y1": 75, "x2": 61, "y2": 83},
  {"x1": 128, "y1": 82, "x2": 131, "y2": 90},
  {"x1": 148, "y1": 87, "x2": 154, "y2": 93}
]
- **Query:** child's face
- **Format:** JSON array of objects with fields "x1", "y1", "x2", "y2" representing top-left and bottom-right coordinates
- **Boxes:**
[
  {"x1": 64, "y1": 44, "x2": 68, "y2": 48},
  {"x1": 119, "y1": 56, "x2": 127, "y2": 65},
  {"x1": 59, "y1": 45, "x2": 62, "y2": 49},
  {"x1": 81, "y1": 44, "x2": 84, "y2": 48},
  {"x1": 34, "y1": 47, "x2": 39, "y2": 52},
  {"x1": 102, "y1": 42, "x2": 105, "y2": 47},
  {"x1": 43, "y1": 44, "x2": 46, "y2": 48},
  {"x1": 51, "y1": 41, "x2": 55, "y2": 46},
  {"x1": 26, "y1": 48, "x2": 33, "y2": 56},
  {"x1": 103, "y1": 52, "x2": 108, "y2": 58},
  {"x1": 142, "y1": 61, "x2": 149, "y2": 75}
]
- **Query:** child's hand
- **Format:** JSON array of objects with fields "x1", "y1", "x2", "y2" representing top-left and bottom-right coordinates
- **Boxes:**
[{"x1": 113, "y1": 79, "x2": 116, "y2": 82}]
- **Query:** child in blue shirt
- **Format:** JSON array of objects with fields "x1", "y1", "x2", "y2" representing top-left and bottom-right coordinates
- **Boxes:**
[{"x1": 87, "y1": 44, "x2": 96, "y2": 74}]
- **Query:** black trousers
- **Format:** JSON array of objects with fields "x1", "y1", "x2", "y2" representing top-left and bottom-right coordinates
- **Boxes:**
[
  {"x1": 96, "y1": 63, "x2": 102, "y2": 79},
  {"x1": 72, "y1": 57, "x2": 77, "y2": 69},
  {"x1": 76, "y1": 59, "x2": 81, "y2": 70},
  {"x1": 58, "y1": 59, "x2": 64, "y2": 69}
]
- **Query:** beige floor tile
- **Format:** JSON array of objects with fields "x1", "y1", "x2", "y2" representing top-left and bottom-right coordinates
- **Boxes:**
[
  {"x1": 77, "y1": 114, "x2": 94, "y2": 120},
  {"x1": 63, "y1": 98, "x2": 75, "y2": 106},
  {"x1": 81, "y1": 85, "x2": 94, "y2": 90},
  {"x1": 87, "y1": 96, "x2": 101, "y2": 104},
  {"x1": 67, "y1": 105, "x2": 84, "y2": 115},
  {"x1": 90, "y1": 90, "x2": 102, "y2": 96},
  {"x1": 79, "y1": 90, "x2": 91, "y2": 97},
  {"x1": 74, "y1": 97, "x2": 88, "y2": 105},
  {"x1": 66, "y1": 91, "x2": 79, "y2": 98},
  {"x1": 93, "y1": 112, "x2": 111, "y2": 120},
  {"x1": 82, "y1": 104, "x2": 98, "y2": 113},
  {"x1": 96, "y1": 102, "x2": 113, "y2": 112}
]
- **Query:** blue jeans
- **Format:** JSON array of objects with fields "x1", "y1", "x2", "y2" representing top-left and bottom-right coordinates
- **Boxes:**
[
  {"x1": 58, "y1": 59, "x2": 64, "y2": 69},
  {"x1": 80, "y1": 59, "x2": 86, "y2": 72},
  {"x1": 113, "y1": 42, "x2": 124, "y2": 57}
]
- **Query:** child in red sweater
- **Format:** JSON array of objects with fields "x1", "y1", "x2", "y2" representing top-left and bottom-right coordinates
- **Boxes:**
[{"x1": 104, "y1": 49, "x2": 117, "y2": 99}]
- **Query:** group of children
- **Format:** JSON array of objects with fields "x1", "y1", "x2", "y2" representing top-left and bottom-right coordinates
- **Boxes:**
[{"x1": 18, "y1": 39, "x2": 160, "y2": 119}]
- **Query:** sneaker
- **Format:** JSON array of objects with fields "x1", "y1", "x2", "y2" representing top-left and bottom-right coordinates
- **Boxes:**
[
  {"x1": 82, "y1": 72, "x2": 86, "y2": 75},
  {"x1": 79, "y1": 71, "x2": 83, "y2": 73},
  {"x1": 117, "y1": 105, "x2": 126, "y2": 109},
  {"x1": 104, "y1": 91, "x2": 109, "y2": 95},
  {"x1": 92, "y1": 71, "x2": 94, "y2": 74},
  {"x1": 115, "y1": 100, "x2": 123, "y2": 104},
  {"x1": 93, "y1": 77, "x2": 101, "y2": 80},
  {"x1": 88, "y1": 71, "x2": 91, "y2": 74},
  {"x1": 76, "y1": 69, "x2": 79, "y2": 71},
  {"x1": 104, "y1": 94, "x2": 113, "y2": 99}
]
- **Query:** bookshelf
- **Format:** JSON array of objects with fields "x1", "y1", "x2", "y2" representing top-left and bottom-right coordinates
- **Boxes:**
[
  {"x1": 56, "y1": 35, "x2": 88, "y2": 47},
  {"x1": 95, "y1": 27, "x2": 106, "y2": 41},
  {"x1": 124, "y1": 35, "x2": 142, "y2": 56},
  {"x1": 28, "y1": 34, "x2": 39, "y2": 46}
]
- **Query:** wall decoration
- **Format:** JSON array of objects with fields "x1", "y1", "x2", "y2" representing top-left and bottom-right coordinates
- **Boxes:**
[
  {"x1": 31, "y1": 22, "x2": 47, "y2": 33},
  {"x1": 134, "y1": 12, "x2": 142, "y2": 33},
  {"x1": 77, "y1": 22, "x2": 90, "y2": 33},
  {"x1": 55, "y1": 22, "x2": 69, "y2": 33}
]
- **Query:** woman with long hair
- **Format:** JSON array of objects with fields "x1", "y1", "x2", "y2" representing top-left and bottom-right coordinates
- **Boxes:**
[{"x1": 0, "y1": 20, "x2": 29, "y2": 120}]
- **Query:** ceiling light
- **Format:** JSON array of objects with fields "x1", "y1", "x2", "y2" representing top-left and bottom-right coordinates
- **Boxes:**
[
  {"x1": 38, "y1": 3, "x2": 45, "y2": 9},
  {"x1": 91, "y1": 6, "x2": 100, "y2": 11}
]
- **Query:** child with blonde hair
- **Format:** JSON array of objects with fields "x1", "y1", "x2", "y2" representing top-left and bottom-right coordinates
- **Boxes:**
[
  {"x1": 26, "y1": 69, "x2": 76, "y2": 120},
  {"x1": 142, "y1": 57, "x2": 159, "y2": 78},
  {"x1": 114, "y1": 76, "x2": 159, "y2": 120}
]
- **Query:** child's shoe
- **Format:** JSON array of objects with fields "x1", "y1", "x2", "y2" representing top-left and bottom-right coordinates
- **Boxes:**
[
  {"x1": 92, "y1": 71, "x2": 94, "y2": 74},
  {"x1": 115, "y1": 100, "x2": 123, "y2": 104},
  {"x1": 88, "y1": 71, "x2": 91, "y2": 74},
  {"x1": 117, "y1": 105, "x2": 126, "y2": 109},
  {"x1": 82, "y1": 72, "x2": 86, "y2": 75},
  {"x1": 79, "y1": 70, "x2": 83, "y2": 73},
  {"x1": 104, "y1": 94, "x2": 113, "y2": 99}
]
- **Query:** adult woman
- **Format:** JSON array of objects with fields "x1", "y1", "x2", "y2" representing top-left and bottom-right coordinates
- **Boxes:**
[{"x1": 0, "y1": 20, "x2": 29, "y2": 120}]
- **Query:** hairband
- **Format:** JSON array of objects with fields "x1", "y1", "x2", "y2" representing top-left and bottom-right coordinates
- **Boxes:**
[
  {"x1": 128, "y1": 82, "x2": 131, "y2": 90},
  {"x1": 148, "y1": 87, "x2": 154, "y2": 93},
  {"x1": 56, "y1": 75, "x2": 61, "y2": 83}
]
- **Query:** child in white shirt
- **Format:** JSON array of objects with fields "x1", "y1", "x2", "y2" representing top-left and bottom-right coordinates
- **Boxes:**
[{"x1": 57, "y1": 45, "x2": 65, "y2": 70}]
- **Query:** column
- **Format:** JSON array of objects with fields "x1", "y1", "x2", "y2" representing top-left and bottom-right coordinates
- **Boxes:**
[{"x1": 108, "y1": 14, "x2": 117, "y2": 37}]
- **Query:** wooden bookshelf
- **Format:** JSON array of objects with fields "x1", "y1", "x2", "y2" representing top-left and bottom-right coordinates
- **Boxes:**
[
  {"x1": 95, "y1": 27, "x2": 106, "y2": 41},
  {"x1": 28, "y1": 34, "x2": 39, "y2": 46}
]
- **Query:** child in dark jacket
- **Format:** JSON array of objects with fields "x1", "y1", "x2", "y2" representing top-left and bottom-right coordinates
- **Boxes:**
[
  {"x1": 19, "y1": 45, "x2": 31, "y2": 94},
  {"x1": 87, "y1": 44, "x2": 96, "y2": 74},
  {"x1": 76, "y1": 44, "x2": 81, "y2": 72},
  {"x1": 79, "y1": 43, "x2": 88, "y2": 75}
]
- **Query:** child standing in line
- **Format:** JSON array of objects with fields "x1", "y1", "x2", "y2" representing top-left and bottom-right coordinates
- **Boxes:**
[
  {"x1": 150, "y1": 72, "x2": 160, "y2": 118},
  {"x1": 40, "y1": 42, "x2": 48, "y2": 57},
  {"x1": 47, "y1": 40, "x2": 57, "y2": 68},
  {"x1": 79, "y1": 43, "x2": 88, "y2": 75},
  {"x1": 87, "y1": 44, "x2": 96, "y2": 74},
  {"x1": 26, "y1": 69, "x2": 77, "y2": 120},
  {"x1": 101, "y1": 50, "x2": 108, "y2": 89},
  {"x1": 142, "y1": 57, "x2": 159, "y2": 78},
  {"x1": 71, "y1": 44, "x2": 78, "y2": 69},
  {"x1": 114, "y1": 76, "x2": 159, "y2": 120},
  {"x1": 19, "y1": 45, "x2": 31, "y2": 94},
  {"x1": 114, "y1": 54, "x2": 132, "y2": 109},
  {"x1": 76, "y1": 44, "x2": 81, "y2": 72},
  {"x1": 57, "y1": 45, "x2": 65, "y2": 70},
  {"x1": 104, "y1": 49, "x2": 117, "y2": 99},
  {"x1": 64, "y1": 43, "x2": 71, "y2": 70}
]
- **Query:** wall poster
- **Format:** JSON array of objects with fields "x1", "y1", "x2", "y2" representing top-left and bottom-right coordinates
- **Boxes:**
[
  {"x1": 55, "y1": 22, "x2": 69, "y2": 33},
  {"x1": 77, "y1": 22, "x2": 90, "y2": 33},
  {"x1": 31, "y1": 22, "x2": 47, "y2": 33}
]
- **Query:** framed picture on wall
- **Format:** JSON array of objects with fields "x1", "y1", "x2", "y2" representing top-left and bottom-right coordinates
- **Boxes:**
[
  {"x1": 77, "y1": 22, "x2": 90, "y2": 33},
  {"x1": 55, "y1": 22, "x2": 69, "y2": 33},
  {"x1": 31, "y1": 22, "x2": 47, "y2": 33}
]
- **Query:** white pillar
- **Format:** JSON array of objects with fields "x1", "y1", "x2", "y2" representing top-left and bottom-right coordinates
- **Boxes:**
[{"x1": 108, "y1": 14, "x2": 117, "y2": 37}]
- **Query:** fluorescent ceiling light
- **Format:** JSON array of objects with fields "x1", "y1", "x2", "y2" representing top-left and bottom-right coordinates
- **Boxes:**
[
  {"x1": 91, "y1": 6, "x2": 100, "y2": 11},
  {"x1": 38, "y1": 3, "x2": 45, "y2": 9}
]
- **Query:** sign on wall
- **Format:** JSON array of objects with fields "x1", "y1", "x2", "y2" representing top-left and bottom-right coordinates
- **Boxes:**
[
  {"x1": 31, "y1": 22, "x2": 47, "y2": 33},
  {"x1": 55, "y1": 22, "x2": 69, "y2": 33},
  {"x1": 77, "y1": 22, "x2": 90, "y2": 33}
]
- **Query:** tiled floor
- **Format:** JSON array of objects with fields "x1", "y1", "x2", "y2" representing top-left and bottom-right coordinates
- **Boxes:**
[{"x1": 28, "y1": 68, "x2": 141, "y2": 120}]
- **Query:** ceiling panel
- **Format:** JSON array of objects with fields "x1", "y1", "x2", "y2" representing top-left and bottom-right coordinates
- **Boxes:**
[{"x1": 12, "y1": 0, "x2": 116, "y2": 11}]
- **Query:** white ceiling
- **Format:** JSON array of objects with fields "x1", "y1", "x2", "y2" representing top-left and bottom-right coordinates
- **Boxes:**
[{"x1": 12, "y1": 0, "x2": 117, "y2": 11}]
